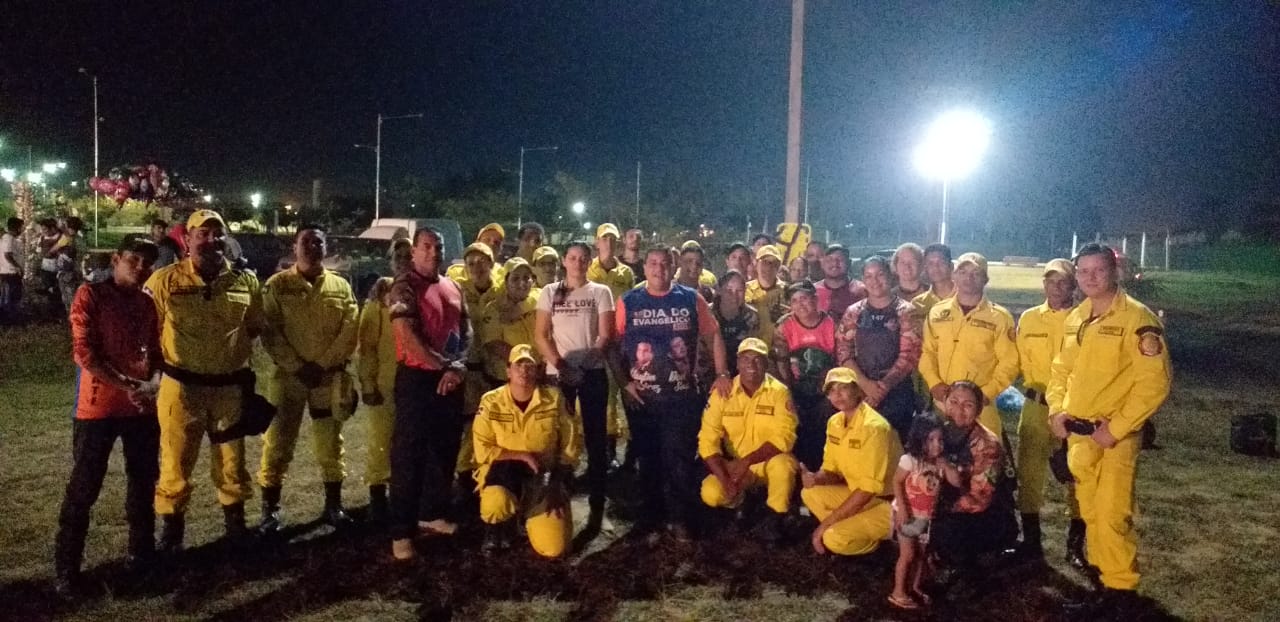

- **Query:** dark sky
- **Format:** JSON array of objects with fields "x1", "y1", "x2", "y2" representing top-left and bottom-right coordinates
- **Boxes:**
[{"x1": 3, "y1": 1, "x2": 1277, "y2": 231}]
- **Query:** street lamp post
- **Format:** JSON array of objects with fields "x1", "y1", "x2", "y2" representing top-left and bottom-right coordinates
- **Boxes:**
[
  {"x1": 913, "y1": 109, "x2": 992, "y2": 245},
  {"x1": 365, "y1": 113, "x2": 423, "y2": 221},
  {"x1": 518, "y1": 145, "x2": 557, "y2": 228},
  {"x1": 79, "y1": 68, "x2": 100, "y2": 246}
]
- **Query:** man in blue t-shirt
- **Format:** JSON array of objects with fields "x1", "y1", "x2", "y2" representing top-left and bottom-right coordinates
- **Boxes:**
[{"x1": 613, "y1": 246, "x2": 731, "y2": 541}]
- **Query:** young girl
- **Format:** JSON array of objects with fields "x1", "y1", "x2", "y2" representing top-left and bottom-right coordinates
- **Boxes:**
[{"x1": 889, "y1": 412, "x2": 951, "y2": 610}]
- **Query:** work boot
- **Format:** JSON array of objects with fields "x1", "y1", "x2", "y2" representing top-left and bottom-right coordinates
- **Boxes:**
[
  {"x1": 258, "y1": 486, "x2": 284, "y2": 535},
  {"x1": 53, "y1": 571, "x2": 79, "y2": 602},
  {"x1": 322, "y1": 482, "x2": 354, "y2": 528},
  {"x1": 1062, "y1": 587, "x2": 1137, "y2": 616},
  {"x1": 223, "y1": 502, "x2": 248, "y2": 541},
  {"x1": 756, "y1": 511, "x2": 785, "y2": 545},
  {"x1": 158, "y1": 513, "x2": 185, "y2": 553},
  {"x1": 1065, "y1": 519, "x2": 1088, "y2": 571},
  {"x1": 481, "y1": 521, "x2": 516, "y2": 556},
  {"x1": 368, "y1": 484, "x2": 390, "y2": 525},
  {"x1": 1003, "y1": 513, "x2": 1044, "y2": 561}
]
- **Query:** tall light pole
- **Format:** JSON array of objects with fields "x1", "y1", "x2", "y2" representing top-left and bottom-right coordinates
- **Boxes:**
[
  {"x1": 518, "y1": 145, "x2": 557, "y2": 228},
  {"x1": 368, "y1": 112, "x2": 423, "y2": 221},
  {"x1": 79, "y1": 68, "x2": 99, "y2": 246},
  {"x1": 913, "y1": 109, "x2": 992, "y2": 245},
  {"x1": 783, "y1": 0, "x2": 805, "y2": 224}
]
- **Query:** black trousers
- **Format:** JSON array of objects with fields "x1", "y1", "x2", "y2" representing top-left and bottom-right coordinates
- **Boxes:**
[
  {"x1": 390, "y1": 365, "x2": 464, "y2": 540},
  {"x1": 54, "y1": 416, "x2": 160, "y2": 576},
  {"x1": 793, "y1": 392, "x2": 836, "y2": 472},
  {"x1": 558, "y1": 368, "x2": 609, "y2": 504},
  {"x1": 629, "y1": 397, "x2": 703, "y2": 529},
  {"x1": 876, "y1": 380, "x2": 919, "y2": 442}
]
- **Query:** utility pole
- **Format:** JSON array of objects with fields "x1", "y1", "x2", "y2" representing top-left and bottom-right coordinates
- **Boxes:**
[
  {"x1": 783, "y1": 0, "x2": 805, "y2": 224},
  {"x1": 78, "y1": 68, "x2": 100, "y2": 246},
  {"x1": 634, "y1": 161, "x2": 641, "y2": 228}
]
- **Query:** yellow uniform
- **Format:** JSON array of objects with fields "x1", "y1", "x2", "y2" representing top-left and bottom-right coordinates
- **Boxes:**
[
  {"x1": 587, "y1": 257, "x2": 635, "y2": 440},
  {"x1": 1048, "y1": 291, "x2": 1170, "y2": 591},
  {"x1": 146, "y1": 258, "x2": 263, "y2": 514},
  {"x1": 799, "y1": 402, "x2": 902, "y2": 555},
  {"x1": 1015, "y1": 302, "x2": 1075, "y2": 514},
  {"x1": 478, "y1": 293, "x2": 539, "y2": 382},
  {"x1": 258, "y1": 267, "x2": 359, "y2": 487},
  {"x1": 745, "y1": 279, "x2": 787, "y2": 344},
  {"x1": 446, "y1": 262, "x2": 504, "y2": 284},
  {"x1": 456, "y1": 276, "x2": 501, "y2": 472},
  {"x1": 357, "y1": 277, "x2": 397, "y2": 487},
  {"x1": 919, "y1": 296, "x2": 1019, "y2": 435},
  {"x1": 910, "y1": 286, "x2": 949, "y2": 316},
  {"x1": 697, "y1": 374, "x2": 799, "y2": 514},
  {"x1": 472, "y1": 384, "x2": 581, "y2": 558}
]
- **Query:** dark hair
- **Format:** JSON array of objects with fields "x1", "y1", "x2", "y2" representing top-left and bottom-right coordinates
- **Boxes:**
[
  {"x1": 151, "y1": 219, "x2": 169, "y2": 229},
  {"x1": 905, "y1": 412, "x2": 946, "y2": 459},
  {"x1": 786, "y1": 279, "x2": 817, "y2": 300},
  {"x1": 644, "y1": 245, "x2": 672, "y2": 263},
  {"x1": 750, "y1": 233, "x2": 773, "y2": 245},
  {"x1": 7, "y1": 217, "x2": 24, "y2": 230},
  {"x1": 517, "y1": 222, "x2": 545, "y2": 240},
  {"x1": 1073, "y1": 242, "x2": 1118, "y2": 271},
  {"x1": 564, "y1": 240, "x2": 593, "y2": 258},
  {"x1": 118, "y1": 237, "x2": 160, "y2": 262},
  {"x1": 65, "y1": 217, "x2": 84, "y2": 231},
  {"x1": 412, "y1": 226, "x2": 442, "y2": 247},
  {"x1": 295, "y1": 223, "x2": 326, "y2": 239},
  {"x1": 39, "y1": 218, "x2": 59, "y2": 229},
  {"x1": 726, "y1": 242, "x2": 749, "y2": 255},
  {"x1": 862, "y1": 254, "x2": 890, "y2": 276},
  {"x1": 824, "y1": 244, "x2": 850, "y2": 260},
  {"x1": 923, "y1": 243, "x2": 952, "y2": 263},
  {"x1": 947, "y1": 380, "x2": 985, "y2": 406}
]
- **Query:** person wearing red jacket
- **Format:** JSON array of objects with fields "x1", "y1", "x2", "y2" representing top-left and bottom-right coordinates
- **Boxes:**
[{"x1": 53, "y1": 238, "x2": 162, "y2": 599}]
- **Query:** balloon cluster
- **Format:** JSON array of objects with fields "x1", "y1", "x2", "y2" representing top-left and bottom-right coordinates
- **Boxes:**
[{"x1": 90, "y1": 164, "x2": 171, "y2": 206}]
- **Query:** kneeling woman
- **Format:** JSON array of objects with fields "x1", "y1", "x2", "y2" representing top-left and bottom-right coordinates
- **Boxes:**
[
  {"x1": 800, "y1": 367, "x2": 903, "y2": 556},
  {"x1": 472, "y1": 345, "x2": 580, "y2": 557}
]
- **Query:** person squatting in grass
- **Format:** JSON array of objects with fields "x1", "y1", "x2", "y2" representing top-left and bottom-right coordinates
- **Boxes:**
[{"x1": 53, "y1": 237, "x2": 162, "y2": 598}]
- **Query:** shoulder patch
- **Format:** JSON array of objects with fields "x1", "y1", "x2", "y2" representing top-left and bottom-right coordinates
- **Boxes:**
[{"x1": 1137, "y1": 326, "x2": 1164, "y2": 357}]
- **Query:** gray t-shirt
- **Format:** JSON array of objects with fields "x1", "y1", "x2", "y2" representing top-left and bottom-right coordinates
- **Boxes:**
[{"x1": 536, "y1": 280, "x2": 614, "y2": 374}]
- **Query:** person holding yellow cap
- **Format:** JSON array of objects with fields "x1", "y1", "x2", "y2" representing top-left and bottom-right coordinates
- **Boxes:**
[
  {"x1": 455, "y1": 242, "x2": 503, "y2": 489},
  {"x1": 1009, "y1": 257, "x2": 1083, "y2": 563},
  {"x1": 472, "y1": 344, "x2": 580, "y2": 557},
  {"x1": 480, "y1": 257, "x2": 540, "y2": 383},
  {"x1": 799, "y1": 367, "x2": 902, "y2": 556},
  {"x1": 144, "y1": 209, "x2": 265, "y2": 550},
  {"x1": 1050, "y1": 244, "x2": 1170, "y2": 611},
  {"x1": 531, "y1": 245, "x2": 560, "y2": 288},
  {"x1": 918, "y1": 251, "x2": 1019, "y2": 436},
  {"x1": 745, "y1": 245, "x2": 788, "y2": 346},
  {"x1": 697, "y1": 338, "x2": 798, "y2": 542}
]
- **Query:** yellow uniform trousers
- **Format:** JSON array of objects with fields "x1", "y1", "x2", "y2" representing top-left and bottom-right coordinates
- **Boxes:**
[
  {"x1": 259, "y1": 371, "x2": 347, "y2": 487},
  {"x1": 800, "y1": 485, "x2": 891, "y2": 556},
  {"x1": 479, "y1": 476, "x2": 573, "y2": 559},
  {"x1": 700, "y1": 453, "x2": 798, "y2": 514},
  {"x1": 363, "y1": 402, "x2": 394, "y2": 486},
  {"x1": 1015, "y1": 397, "x2": 1079, "y2": 516},
  {"x1": 1069, "y1": 432, "x2": 1141, "y2": 590},
  {"x1": 155, "y1": 376, "x2": 251, "y2": 514}
]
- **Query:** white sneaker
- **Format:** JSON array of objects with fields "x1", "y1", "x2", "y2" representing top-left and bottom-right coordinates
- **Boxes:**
[
  {"x1": 417, "y1": 519, "x2": 458, "y2": 536},
  {"x1": 391, "y1": 538, "x2": 416, "y2": 561}
]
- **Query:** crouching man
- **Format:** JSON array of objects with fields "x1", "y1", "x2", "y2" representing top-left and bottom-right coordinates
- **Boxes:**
[
  {"x1": 698, "y1": 338, "x2": 799, "y2": 542},
  {"x1": 472, "y1": 344, "x2": 580, "y2": 558}
]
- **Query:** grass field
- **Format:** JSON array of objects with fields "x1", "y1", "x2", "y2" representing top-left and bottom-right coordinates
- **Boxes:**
[{"x1": 1, "y1": 266, "x2": 1278, "y2": 621}]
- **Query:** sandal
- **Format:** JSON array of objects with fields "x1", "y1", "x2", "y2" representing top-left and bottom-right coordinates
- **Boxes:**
[{"x1": 888, "y1": 594, "x2": 920, "y2": 610}]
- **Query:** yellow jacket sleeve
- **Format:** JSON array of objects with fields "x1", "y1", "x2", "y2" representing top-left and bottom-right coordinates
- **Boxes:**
[
  {"x1": 980, "y1": 310, "x2": 1020, "y2": 401},
  {"x1": 1109, "y1": 314, "x2": 1172, "y2": 439},
  {"x1": 918, "y1": 315, "x2": 943, "y2": 390},
  {"x1": 262, "y1": 281, "x2": 304, "y2": 373},
  {"x1": 356, "y1": 300, "x2": 384, "y2": 389},
  {"x1": 317, "y1": 285, "x2": 359, "y2": 369},
  {"x1": 472, "y1": 394, "x2": 501, "y2": 467},
  {"x1": 697, "y1": 392, "x2": 728, "y2": 459},
  {"x1": 767, "y1": 387, "x2": 799, "y2": 453}
]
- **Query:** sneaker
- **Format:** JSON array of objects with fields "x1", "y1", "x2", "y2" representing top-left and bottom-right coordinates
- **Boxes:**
[
  {"x1": 417, "y1": 519, "x2": 458, "y2": 536},
  {"x1": 391, "y1": 538, "x2": 416, "y2": 561}
]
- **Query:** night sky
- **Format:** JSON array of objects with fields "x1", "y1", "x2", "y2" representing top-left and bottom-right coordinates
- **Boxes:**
[{"x1": 3, "y1": 1, "x2": 1277, "y2": 231}]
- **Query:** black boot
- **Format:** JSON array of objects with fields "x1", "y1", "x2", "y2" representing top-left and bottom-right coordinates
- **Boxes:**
[
  {"x1": 755, "y1": 511, "x2": 785, "y2": 545},
  {"x1": 1065, "y1": 518, "x2": 1088, "y2": 571},
  {"x1": 481, "y1": 521, "x2": 515, "y2": 556},
  {"x1": 158, "y1": 513, "x2": 185, "y2": 553},
  {"x1": 259, "y1": 486, "x2": 284, "y2": 535},
  {"x1": 368, "y1": 484, "x2": 389, "y2": 525},
  {"x1": 223, "y1": 502, "x2": 248, "y2": 541},
  {"x1": 322, "y1": 482, "x2": 354, "y2": 528},
  {"x1": 1005, "y1": 513, "x2": 1044, "y2": 560},
  {"x1": 1063, "y1": 587, "x2": 1138, "y2": 615}
]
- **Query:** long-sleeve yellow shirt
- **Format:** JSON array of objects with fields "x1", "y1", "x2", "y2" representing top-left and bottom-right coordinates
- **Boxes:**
[
  {"x1": 472, "y1": 384, "x2": 581, "y2": 485},
  {"x1": 262, "y1": 266, "x2": 358, "y2": 373},
  {"x1": 697, "y1": 374, "x2": 797, "y2": 459}
]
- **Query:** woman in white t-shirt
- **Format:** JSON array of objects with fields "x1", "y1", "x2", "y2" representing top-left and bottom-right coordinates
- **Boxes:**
[{"x1": 534, "y1": 241, "x2": 615, "y2": 513}]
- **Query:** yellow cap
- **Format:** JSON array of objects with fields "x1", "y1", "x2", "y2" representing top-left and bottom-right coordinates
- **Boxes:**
[
  {"x1": 463, "y1": 242, "x2": 494, "y2": 262},
  {"x1": 187, "y1": 209, "x2": 226, "y2": 230},
  {"x1": 1043, "y1": 258, "x2": 1076, "y2": 278},
  {"x1": 476, "y1": 222, "x2": 506, "y2": 241},
  {"x1": 532, "y1": 245, "x2": 560, "y2": 264},
  {"x1": 503, "y1": 256, "x2": 532, "y2": 276},
  {"x1": 955, "y1": 252, "x2": 989, "y2": 275},
  {"x1": 595, "y1": 223, "x2": 620, "y2": 240},
  {"x1": 822, "y1": 367, "x2": 860, "y2": 392},
  {"x1": 755, "y1": 244, "x2": 782, "y2": 263},
  {"x1": 508, "y1": 343, "x2": 539, "y2": 365},
  {"x1": 736, "y1": 337, "x2": 769, "y2": 357},
  {"x1": 680, "y1": 240, "x2": 704, "y2": 254}
]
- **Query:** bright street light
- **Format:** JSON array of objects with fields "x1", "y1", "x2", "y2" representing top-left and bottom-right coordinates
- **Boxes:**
[
  {"x1": 203, "y1": 194, "x2": 213, "y2": 203},
  {"x1": 27, "y1": 172, "x2": 44, "y2": 184},
  {"x1": 250, "y1": 192, "x2": 262, "y2": 209},
  {"x1": 572, "y1": 201, "x2": 585, "y2": 215},
  {"x1": 913, "y1": 109, "x2": 992, "y2": 245},
  {"x1": 583, "y1": 221, "x2": 593, "y2": 231},
  {"x1": 42, "y1": 162, "x2": 67, "y2": 175},
  {"x1": 0, "y1": 168, "x2": 15, "y2": 183}
]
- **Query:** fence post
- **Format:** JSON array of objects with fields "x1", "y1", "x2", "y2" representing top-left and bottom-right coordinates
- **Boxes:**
[
  {"x1": 1140, "y1": 231, "x2": 1147, "y2": 269},
  {"x1": 1071, "y1": 231, "x2": 1078, "y2": 255},
  {"x1": 1164, "y1": 230, "x2": 1171, "y2": 271}
]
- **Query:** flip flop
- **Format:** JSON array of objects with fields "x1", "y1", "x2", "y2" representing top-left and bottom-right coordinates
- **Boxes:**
[{"x1": 888, "y1": 594, "x2": 920, "y2": 610}]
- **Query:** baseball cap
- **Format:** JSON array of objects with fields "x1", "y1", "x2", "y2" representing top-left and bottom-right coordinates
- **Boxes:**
[
  {"x1": 532, "y1": 245, "x2": 560, "y2": 264},
  {"x1": 955, "y1": 252, "x2": 989, "y2": 276},
  {"x1": 476, "y1": 223, "x2": 505, "y2": 241},
  {"x1": 463, "y1": 242, "x2": 494, "y2": 262},
  {"x1": 503, "y1": 256, "x2": 533, "y2": 277},
  {"x1": 595, "y1": 223, "x2": 620, "y2": 240},
  {"x1": 823, "y1": 367, "x2": 860, "y2": 392},
  {"x1": 680, "y1": 240, "x2": 704, "y2": 255},
  {"x1": 1043, "y1": 258, "x2": 1076, "y2": 278},
  {"x1": 755, "y1": 244, "x2": 782, "y2": 263},
  {"x1": 508, "y1": 343, "x2": 539, "y2": 365},
  {"x1": 726, "y1": 241, "x2": 749, "y2": 255},
  {"x1": 187, "y1": 209, "x2": 226, "y2": 230},
  {"x1": 736, "y1": 337, "x2": 769, "y2": 357}
]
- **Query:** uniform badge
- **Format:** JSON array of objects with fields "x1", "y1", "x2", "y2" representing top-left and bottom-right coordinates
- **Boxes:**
[{"x1": 1136, "y1": 326, "x2": 1164, "y2": 357}]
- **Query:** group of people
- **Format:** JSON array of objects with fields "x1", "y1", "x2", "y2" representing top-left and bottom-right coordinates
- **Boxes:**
[{"x1": 52, "y1": 208, "x2": 1171, "y2": 614}]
